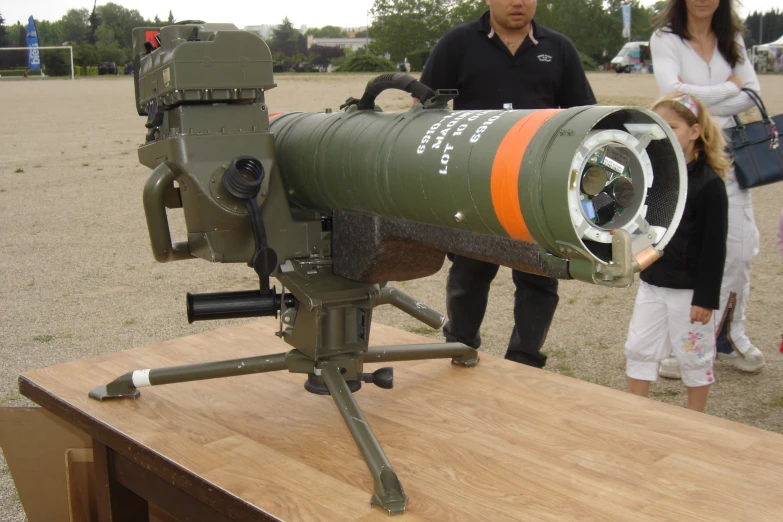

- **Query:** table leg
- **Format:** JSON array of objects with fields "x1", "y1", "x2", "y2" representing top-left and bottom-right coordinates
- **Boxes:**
[{"x1": 93, "y1": 439, "x2": 150, "y2": 522}]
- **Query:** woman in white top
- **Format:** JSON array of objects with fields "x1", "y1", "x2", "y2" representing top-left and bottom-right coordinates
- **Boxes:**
[{"x1": 651, "y1": 0, "x2": 765, "y2": 377}]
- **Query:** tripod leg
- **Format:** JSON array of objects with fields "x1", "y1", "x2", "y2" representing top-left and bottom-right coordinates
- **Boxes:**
[
  {"x1": 320, "y1": 363, "x2": 408, "y2": 515},
  {"x1": 89, "y1": 352, "x2": 290, "y2": 400},
  {"x1": 365, "y1": 342, "x2": 479, "y2": 367}
]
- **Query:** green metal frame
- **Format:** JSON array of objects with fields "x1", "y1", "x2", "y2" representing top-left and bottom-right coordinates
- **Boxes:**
[{"x1": 91, "y1": 261, "x2": 478, "y2": 515}]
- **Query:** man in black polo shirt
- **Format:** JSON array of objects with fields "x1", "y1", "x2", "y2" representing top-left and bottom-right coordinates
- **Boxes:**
[{"x1": 419, "y1": 0, "x2": 596, "y2": 368}]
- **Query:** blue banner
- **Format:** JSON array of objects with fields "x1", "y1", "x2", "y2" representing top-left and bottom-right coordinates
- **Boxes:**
[
  {"x1": 26, "y1": 16, "x2": 41, "y2": 71},
  {"x1": 621, "y1": 5, "x2": 631, "y2": 38}
]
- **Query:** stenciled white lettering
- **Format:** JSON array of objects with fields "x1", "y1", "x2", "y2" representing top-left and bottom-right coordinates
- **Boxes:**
[
  {"x1": 470, "y1": 113, "x2": 504, "y2": 144},
  {"x1": 452, "y1": 124, "x2": 469, "y2": 137},
  {"x1": 416, "y1": 114, "x2": 455, "y2": 154},
  {"x1": 438, "y1": 143, "x2": 455, "y2": 175},
  {"x1": 467, "y1": 110, "x2": 492, "y2": 122},
  {"x1": 432, "y1": 112, "x2": 471, "y2": 150}
]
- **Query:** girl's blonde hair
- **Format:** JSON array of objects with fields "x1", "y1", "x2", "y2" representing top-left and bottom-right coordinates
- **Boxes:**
[{"x1": 652, "y1": 93, "x2": 731, "y2": 180}]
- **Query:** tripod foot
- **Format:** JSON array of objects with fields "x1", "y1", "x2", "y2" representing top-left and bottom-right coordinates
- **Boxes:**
[
  {"x1": 321, "y1": 364, "x2": 408, "y2": 514},
  {"x1": 89, "y1": 372, "x2": 140, "y2": 400},
  {"x1": 370, "y1": 468, "x2": 408, "y2": 515},
  {"x1": 451, "y1": 349, "x2": 480, "y2": 368}
]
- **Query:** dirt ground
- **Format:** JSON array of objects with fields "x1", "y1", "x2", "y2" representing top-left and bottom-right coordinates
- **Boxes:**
[{"x1": 1, "y1": 72, "x2": 782, "y2": 521}]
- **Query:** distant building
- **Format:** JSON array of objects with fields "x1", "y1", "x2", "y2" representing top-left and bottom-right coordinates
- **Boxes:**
[
  {"x1": 307, "y1": 35, "x2": 371, "y2": 51},
  {"x1": 343, "y1": 26, "x2": 368, "y2": 38},
  {"x1": 244, "y1": 25, "x2": 274, "y2": 39}
]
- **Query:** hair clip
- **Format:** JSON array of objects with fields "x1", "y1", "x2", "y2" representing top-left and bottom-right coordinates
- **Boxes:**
[{"x1": 674, "y1": 94, "x2": 699, "y2": 118}]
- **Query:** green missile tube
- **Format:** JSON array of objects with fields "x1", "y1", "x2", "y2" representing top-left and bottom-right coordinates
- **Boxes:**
[{"x1": 271, "y1": 103, "x2": 687, "y2": 286}]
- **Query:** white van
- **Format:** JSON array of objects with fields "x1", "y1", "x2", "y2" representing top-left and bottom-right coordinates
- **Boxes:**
[{"x1": 611, "y1": 41, "x2": 651, "y2": 73}]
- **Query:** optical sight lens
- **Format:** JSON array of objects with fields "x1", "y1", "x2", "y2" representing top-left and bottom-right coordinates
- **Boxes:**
[{"x1": 581, "y1": 166, "x2": 608, "y2": 196}]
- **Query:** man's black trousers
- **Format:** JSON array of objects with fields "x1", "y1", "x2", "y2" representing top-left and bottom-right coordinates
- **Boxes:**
[{"x1": 442, "y1": 255, "x2": 559, "y2": 368}]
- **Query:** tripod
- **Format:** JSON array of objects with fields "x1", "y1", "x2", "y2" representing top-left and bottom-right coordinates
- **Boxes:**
[{"x1": 90, "y1": 259, "x2": 479, "y2": 515}]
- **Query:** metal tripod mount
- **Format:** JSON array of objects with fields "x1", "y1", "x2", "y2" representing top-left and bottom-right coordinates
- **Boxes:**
[
  {"x1": 89, "y1": 99, "x2": 478, "y2": 513},
  {"x1": 90, "y1": 256, "x2": 479, "y2": 515}
]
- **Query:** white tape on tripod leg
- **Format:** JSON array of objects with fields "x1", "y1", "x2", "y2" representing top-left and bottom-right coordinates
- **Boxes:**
[{"x1": 132, "y1": 369, "x2": 152, "y2": 387}]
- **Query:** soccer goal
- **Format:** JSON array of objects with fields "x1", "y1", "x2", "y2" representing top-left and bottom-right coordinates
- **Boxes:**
[{"x1": 0, "y1": 46, "x2": 75, "y2": 80}]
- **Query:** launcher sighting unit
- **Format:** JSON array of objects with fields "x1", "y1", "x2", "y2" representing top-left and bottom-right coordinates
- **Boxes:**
[{"x1": 89, "y1": 22, "x2": 687, "y2": 515}]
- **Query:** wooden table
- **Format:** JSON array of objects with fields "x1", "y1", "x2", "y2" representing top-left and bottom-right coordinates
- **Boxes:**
[{"x1": 18, "y1": 318, "x2": 783, "y2": 521}]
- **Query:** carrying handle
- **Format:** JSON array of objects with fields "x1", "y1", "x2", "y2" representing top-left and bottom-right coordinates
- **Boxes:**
[
  {"x1": 340, "y1": 73, "x2": 458, "y2": 111},
  {"x1": 143, "y1": 163, "x2": 192, "y2": 262},
  {"x1": 357, "y1": 73, "x2": 435, "y2": 110}
]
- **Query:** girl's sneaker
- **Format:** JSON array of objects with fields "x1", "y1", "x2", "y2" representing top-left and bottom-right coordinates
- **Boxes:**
[
  {"x1": 658, "y1": 357, "x2": 682, "y2": 379},
  {"x1": 717, "y1": 346, "x2": 765, "y2": 372}
]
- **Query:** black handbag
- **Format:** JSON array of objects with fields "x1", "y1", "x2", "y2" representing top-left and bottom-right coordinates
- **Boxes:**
[{"x1": 725, "y1": 88, "x2": 782, "y2": 189}]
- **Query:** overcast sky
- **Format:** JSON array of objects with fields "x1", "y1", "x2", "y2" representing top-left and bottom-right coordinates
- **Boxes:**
[{"x1": 3, "y1": 1, "x2": 781, "y2": 32}]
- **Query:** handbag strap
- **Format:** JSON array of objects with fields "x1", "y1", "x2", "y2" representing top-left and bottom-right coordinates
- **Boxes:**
[
  {"x1": 738, "y1": 88, "x2": 779, "y2": 150},
  {"x1": 732, "y1": 88, "x2": 770, "y2": 129},
  {"x1": 740, "y1": 88, "x2": 770, "y2": 120}
]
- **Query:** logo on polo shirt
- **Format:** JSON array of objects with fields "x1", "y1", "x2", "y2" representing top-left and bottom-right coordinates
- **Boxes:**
[{"x1": 538, "y1": 54, "x2": 552, "y2": 62}]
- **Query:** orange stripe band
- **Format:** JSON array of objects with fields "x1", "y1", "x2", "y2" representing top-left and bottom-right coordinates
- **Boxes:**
[
  {"x1": 490, "y1": 109, "x2": 560, "y2": 241},
  {"x1": 268, "y1": 112, "x2": 286, "y2": 122}
]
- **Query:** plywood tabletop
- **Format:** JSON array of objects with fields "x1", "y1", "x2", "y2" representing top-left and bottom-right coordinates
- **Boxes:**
[{"x1": 20, "y1": 318, "x2": 783, "y2": 521}]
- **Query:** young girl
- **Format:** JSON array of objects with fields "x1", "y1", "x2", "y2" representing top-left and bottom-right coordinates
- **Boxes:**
[
  {"x1": 625, "y1": 93, "x2": 729, "y2": 412},
  {"x1": 652, "y1": 0, "x2": 765, "y2": 377}
]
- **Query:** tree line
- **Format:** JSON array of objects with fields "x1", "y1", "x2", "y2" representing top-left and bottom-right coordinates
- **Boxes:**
[
  {"x1": 0, "y1": 3, "x2": 175, "y2": 73},
  {"x1": 744, "y1": 9, "x2": 783, "y2": 48},
  {"x1": 264, "y1": 17, "x2": 357, "y2": 72},
  {"x1": 368, "y1": 0, "x2": 662, "y2": 68},
  {"x1": 369, "y1": 0, "x2": 782, "y2": 69},
  {"x1": 0, "y1": 6, "x2": 361, "y2": 75},
  {"x1": 1, "y1": 2, "x2": 780, "y2": 76}
]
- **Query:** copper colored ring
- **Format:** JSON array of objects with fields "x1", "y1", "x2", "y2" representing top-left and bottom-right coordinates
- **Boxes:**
[{"x1": 634, "y1": 246, "x2": 660, "y2": 271}]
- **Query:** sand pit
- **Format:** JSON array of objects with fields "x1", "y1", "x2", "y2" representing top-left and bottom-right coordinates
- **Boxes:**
[{"x1": 1, "y1": 72, "x2": 782, "y2": 520}]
